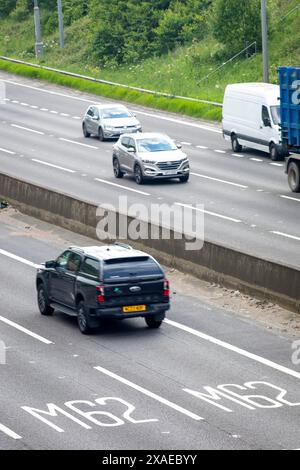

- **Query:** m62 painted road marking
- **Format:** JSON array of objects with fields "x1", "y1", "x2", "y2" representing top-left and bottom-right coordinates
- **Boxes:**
[
  {"x1": 0, "y1": 422, "x2": 22, "y2": 440},
  {"x1": 22, "y1": 397, "x2": 158, "y2": 433},
  {"x1": 184, "y1": 381, "x2": 300, "y2": 413}
]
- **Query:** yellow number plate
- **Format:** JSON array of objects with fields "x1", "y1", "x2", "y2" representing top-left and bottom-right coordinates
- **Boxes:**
[{"x1": 123, "y1": 305, "x2": 146, "y2": 313}]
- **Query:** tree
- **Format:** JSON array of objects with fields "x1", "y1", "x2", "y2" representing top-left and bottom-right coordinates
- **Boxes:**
[
  {"x1": 0, "y1": 0, "x2": 17, "y2": 18},
  {"x1": 211, "y1": 0, "x2": 261, "y2": 54}
]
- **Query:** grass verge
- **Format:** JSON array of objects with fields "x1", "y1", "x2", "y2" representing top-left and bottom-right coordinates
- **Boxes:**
[{"x1": 0, "y1": 58, "x2": 222, "y2": 122}]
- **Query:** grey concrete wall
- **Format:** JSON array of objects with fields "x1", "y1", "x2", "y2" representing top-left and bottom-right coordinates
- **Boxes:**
[{"x1": 1, "y1": 172, "x2": 299, "y2": 313}]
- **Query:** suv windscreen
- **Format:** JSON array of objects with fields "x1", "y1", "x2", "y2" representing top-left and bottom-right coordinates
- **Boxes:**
[
  {"x1": 103, "y1": 256, "x2": 163, "y2": 282},
  {"x1": 137, "y1": 137, "x2": 177, "y2": 152}
]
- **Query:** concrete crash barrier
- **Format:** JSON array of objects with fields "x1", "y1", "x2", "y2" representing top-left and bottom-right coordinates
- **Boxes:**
[{"x1": 0, "y1": 172, "x2": 299, "y2": 313}]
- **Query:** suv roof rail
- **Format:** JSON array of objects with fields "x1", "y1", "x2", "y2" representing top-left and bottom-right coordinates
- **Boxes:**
[{"x1": 113, "y1": 242, "x2": 133, "y2": 250}]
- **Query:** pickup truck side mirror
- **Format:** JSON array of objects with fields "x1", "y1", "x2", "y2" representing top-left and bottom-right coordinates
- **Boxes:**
[{"x1": 45, "y1": 260, "x2": 56, "y2": 269}]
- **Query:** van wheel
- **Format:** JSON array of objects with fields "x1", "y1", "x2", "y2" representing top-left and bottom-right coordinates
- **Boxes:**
[
  {"x1": 288, "y1": 162, "x2": 300, "y2": 192},
  {"x1": 231, "y1": 134, "x2": 242, "y2": 152},
  {"x1": 270, "y1": 143, "x2": 281, "y2": 161}
]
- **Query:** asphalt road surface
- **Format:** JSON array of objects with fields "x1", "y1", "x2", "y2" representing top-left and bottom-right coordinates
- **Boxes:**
[
  {"x1": 0, "y1": 72, "x2": 300, "y2": 268},
  {"x1": 0, "y1": 209, "x2": 299, "y2": 450}
]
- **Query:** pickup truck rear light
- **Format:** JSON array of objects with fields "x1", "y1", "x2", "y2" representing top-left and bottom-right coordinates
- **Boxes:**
[
  {"x1": 163, "y1": 279, "x2": 170, "y2": 297},
  {"x1": 96, "y1": 285, "x2": 105, "y2": 302}
]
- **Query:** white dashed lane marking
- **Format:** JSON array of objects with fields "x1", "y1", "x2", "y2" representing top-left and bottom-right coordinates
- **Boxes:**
[
  {"x1": 58, "y1": 138, "x2": 98, "y2": 149},
  {"x1": 280, "y1": 195, "x2": 300, "y2": 203},
  {"x1": 191, "y1": 172, "x2": 248, "y2": 189},
  {"x1": 0, "y1": 147, "x2": 16, "y2": 155},
  {"x1": 271, "y1": 231, "x2": 300, "y2": 242},
  {"x1": 175, "y1": 202, "x2": 242, "y2": 223},
  {"x1": 94, "y1": 178, "x2": 150, "y2": 196},
  {"x1": 31, "y1": 159, "x2": 76, "y2": 173},
  {"x1": 10, "y1": 124, "x2": 44, "y2": 135}
]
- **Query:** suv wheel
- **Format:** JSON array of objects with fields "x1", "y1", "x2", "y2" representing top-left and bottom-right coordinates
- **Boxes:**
[
  {"x1": 134, "y1": 164, "x2": 144, "y2": 185},
  {"x1": 98, "y1": 127, "x2": 105, "y2": 142},
  {"x1": 113, "y1": 157, "x2": 124, "y2": 178},
  {"x1": 179, "y1": 174, "x2": 189, "y2": 183},
  {"x1": 231, "y1": 134, "x2": 242, "y2": 153},
  {"x1": 82, "y1": 123, "x2": 90, "y2": 138},
  {"x1": 37, "y1": 284, "x2": 54, "y2": 316},
  {"x1": 145, "y1": 316, "x2": 163, "y2": 329},
  {"x1": 77, "y1": 301, "x2": 92, "y2": 334}
]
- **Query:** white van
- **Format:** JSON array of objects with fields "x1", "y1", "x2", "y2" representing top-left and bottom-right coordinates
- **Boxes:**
[{"x1": 222, "y1": 83, "x2": 285, "y2": 160}]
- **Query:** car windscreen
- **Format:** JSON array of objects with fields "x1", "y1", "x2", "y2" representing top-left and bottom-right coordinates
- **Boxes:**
[
  {"x1": 101, "y1": 107, "x2": 131, "y2": 119},
  {"x1": 137, "y1": 137, "x2": 177, "y2": 152},
  {"x1": 270, "y1": 106, "x2": 280, "y2": 125},
  {"x1": 103, "y1": 256, "x2": 163, "y2": 282}
]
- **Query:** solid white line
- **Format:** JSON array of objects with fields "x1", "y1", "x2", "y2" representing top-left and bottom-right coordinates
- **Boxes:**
[
  {"x1": 214, "y1": 149, "x2": 226, "y2": 154},
  {"x1": 196, "y1": 145, "x2": 208, "y2": 149},
  {"x1": 0, "y1": 423, "x2": 22, "y2": 440},
  {"x1": 95, "y1": 178, "x2": 150, "y2": 196},
  {"x1": 58, "y1": 137, "x2": 98, "y2": 149},
  {"x1": 271, "y1": 231, "x2": 300, "y2": 242},
  {"x1": 94, "y1": 365, "x2": 203, "y2": 421},
  {"x1": 0, "y1": 147, "x2": 16, "y2": 155},
  {"x1": 280, "y1": 195, "x2": 300, "y2": 203},
  {"x1": 0, "y1": 316, "x2": 53, "y2": 345},
  {"x1": 0, "y1": 248, "x2": 39, "y2": 268},
  {"x1": 2, "y1": 80, "x2": 222, "y2": 134},
  {"x1": 250, "y1": 158, "x2": 263, "y2": 162},
  {"x1": 175, "y1": 202, "x2": 241, "y2": 223},
  {"x1": 191, "y1": 172, "x2": 248, "y2": 189},
  {"x1": 165, "y1": 319, "x2": 300, "y2": 380},
  {"x1": 11, "y1": 124, "x2": 44, "y2": 135},
  {"x1": 32, "y1": 158, "x2": 76, "y2": 173}
]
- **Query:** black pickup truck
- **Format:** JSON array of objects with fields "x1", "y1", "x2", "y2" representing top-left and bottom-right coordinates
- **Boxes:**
[{"x1": 36, "y1": 243, "x2": 170, "y2": 334}]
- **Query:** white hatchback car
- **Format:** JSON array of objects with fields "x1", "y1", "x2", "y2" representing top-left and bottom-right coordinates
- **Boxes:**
[
  {"x1": 82, "y1": 104, "x2": 142, "y2": 141},
  {"x1": 112, "y1": 132, "x2": 190, "y2": 184}
]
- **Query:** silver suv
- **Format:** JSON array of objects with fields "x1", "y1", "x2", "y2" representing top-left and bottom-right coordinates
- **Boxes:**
[
  {"x1": 82, "y1": 104, "x2": 142, "y2": 141},
  {"x1": 112, "y1": 132, "x2": 190, "y2": 184}
]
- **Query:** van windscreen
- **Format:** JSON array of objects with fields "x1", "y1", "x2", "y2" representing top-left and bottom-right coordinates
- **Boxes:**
[{"x1": 270, "y1": 106, "x2": 280, "y2": 125}]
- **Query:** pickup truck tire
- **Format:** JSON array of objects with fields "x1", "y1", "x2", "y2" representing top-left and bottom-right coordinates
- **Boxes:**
[
  {"x1": 77, "y1": 301, "x2": 93, "y2": 334},
  {"x1": 231, "y1": 134, "x2": 242, "y2": 153},
  {"x1": 145, "y1": 316, "x2": 163, "y2": 329},
  {"x1": 37, "y1": 284, "x2": 54, "y2": 316},
  {"x1": 288, "y1": 161, "x2": 300, "y2": 192}
]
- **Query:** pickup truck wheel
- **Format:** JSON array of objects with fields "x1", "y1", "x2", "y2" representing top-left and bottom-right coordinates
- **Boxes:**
[
  {"x1": 231, "y1": 134, "x2": 242, "y2": 152},
  {"x1": 77, "y1": 301, "x2": 92, "y2": 334},
  {"x1": 288, "y1": 161, "x2": 300, "y2": 192},
  {"x1": 145, "y1": 316, "x2": 163, "y2": 329},
  {"x1": 37, "y1": 284, "x2": 54, "y2": 316}
]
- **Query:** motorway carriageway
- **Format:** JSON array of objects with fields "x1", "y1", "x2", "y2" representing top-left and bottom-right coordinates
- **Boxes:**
[
  {"x1": 0, "y1": 72, "x2": 300, "y2": 268},
  {"x1": 0, "y1": 211, "x2": 299, "y2": 449}
]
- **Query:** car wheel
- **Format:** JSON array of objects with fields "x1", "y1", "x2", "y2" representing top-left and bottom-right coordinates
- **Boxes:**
[
  {"x1": 288, "y1": 161, "x2": 300, "y2": 192},
  {"x1": 77, "y1": 301, "x2": 92, "y2": 335},
  {"x1": 179, "y1": 174, "x2": 189, "y2": 183},
  {"x1": 270, "y1": 143, "x2": 281, "y2": 161},
  {"x1": 37, "y1": 284, "x2": 54, "y2": 316},
  {"x1": 134, "y1": 164, "x2": 144, "y2": 185},
  {"x1": 231, "y1": 134, "x2": 242, "y2": 153},
  {"x1": 98, "y1": 127, "x2": 105, "y2": 142},
  {"x1": 82, "y1": 123, "x2": 90, "y2": 138},
  {"x1": 145, "y1": 316, "x2": 163, "y2": 329},
  {"x1": 113, "y1": 157, "x2": 124, "y2": 178}
]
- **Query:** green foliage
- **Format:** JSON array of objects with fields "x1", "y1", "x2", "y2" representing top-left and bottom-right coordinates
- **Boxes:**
[
  {"x1": 211, "y1": 0, "x2": 262, "y2": 54},
  {"x1": 0, "y1": 0, "x2": 17, "y2": 18},
  {"x1": 10, "y1": 0, "x2": 30, "y2": 21}
]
